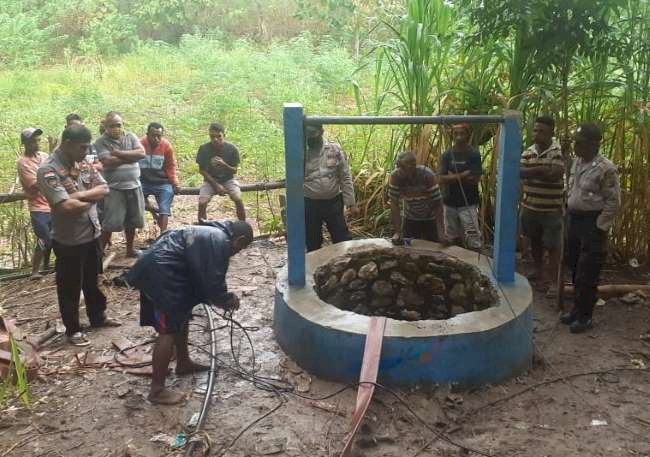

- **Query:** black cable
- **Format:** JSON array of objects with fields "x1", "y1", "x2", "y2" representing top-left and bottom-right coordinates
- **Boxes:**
[
  {"x1": 194, "y1": 306, "x2": 494, "y2": 456},
  {"x1": 450, "y1": 144, "x2": 650, "y2": 443}
]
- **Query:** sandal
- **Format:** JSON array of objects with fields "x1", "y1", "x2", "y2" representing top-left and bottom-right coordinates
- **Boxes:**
[{"x1": 67, "y1": 332, "x2": 90, "y2": 346}]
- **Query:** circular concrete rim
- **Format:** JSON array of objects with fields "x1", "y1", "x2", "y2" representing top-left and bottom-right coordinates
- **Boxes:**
[{"x1": 276, "y1": 239, "x2": 532, "y2": 338}]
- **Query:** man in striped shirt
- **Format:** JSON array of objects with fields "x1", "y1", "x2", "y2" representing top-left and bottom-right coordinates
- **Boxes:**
[
  {"x1": 389, "y1": 150, "x2": 444, "y2": 245},
  {"x1": 520, "y1": 116, "x2": 565, "y2": 292}
]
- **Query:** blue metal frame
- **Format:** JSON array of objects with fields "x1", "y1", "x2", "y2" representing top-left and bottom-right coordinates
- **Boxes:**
[
  {"x1": 493, "y1": 111, "x2": 523, "y2": 283},
  {"x1": 283, "y1": 104, "x2": 306, "y2": 287},
  {"x1": 282, "y1": 104, "x2": 523, "y2": 285}
]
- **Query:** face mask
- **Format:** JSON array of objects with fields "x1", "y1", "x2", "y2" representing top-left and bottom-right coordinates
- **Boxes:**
[
  {"x1": 108, "y1": 126, "x2": 123, "y2": 139},
  {"x1": 306, "y1": 137, "x2": 322, "y2": 148}
]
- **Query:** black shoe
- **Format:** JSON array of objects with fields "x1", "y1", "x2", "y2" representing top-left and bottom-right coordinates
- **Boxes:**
[
  {"x1": 569, "y1": 319, "x2": 593, "y2": 334},
  {"x1": 560, "y1": 312, "x2": 577, "y2": 325}
]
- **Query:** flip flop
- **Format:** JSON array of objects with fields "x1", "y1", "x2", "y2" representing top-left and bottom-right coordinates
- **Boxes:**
[{"x1": 67, "y1": 332, "x2": 90, "y2": 347}]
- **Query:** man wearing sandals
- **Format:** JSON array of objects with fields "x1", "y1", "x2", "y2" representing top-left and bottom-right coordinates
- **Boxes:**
[
  {"x1": 37, "y1": 125, "x2": 121, "y2": 346},
  {"x1": 123, "y1": 220, "x2": 253, "y2": 404}
]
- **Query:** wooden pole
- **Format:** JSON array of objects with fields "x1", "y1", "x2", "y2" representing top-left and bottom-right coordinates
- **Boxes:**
[
  {"x1": 0, "y1": 180, "x2": 286, "y2": 205},
  {"x1": 563, "y1": 284, "x2": 650, "y2": 298}
]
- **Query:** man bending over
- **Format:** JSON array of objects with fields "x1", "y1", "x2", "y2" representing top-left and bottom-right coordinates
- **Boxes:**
[{"x1": 124, "y1": 220, "x2": 253, "y2": 404}]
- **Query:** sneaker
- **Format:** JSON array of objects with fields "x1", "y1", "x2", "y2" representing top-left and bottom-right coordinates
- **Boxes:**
[
  {"x1": 560, "y1": 312, "x2": 577, "y2": 325},
  {"x1": 67, "y1": 332, "x2": 90, "y2": 346},
  {"x1": 569, "y1": 319, "x2": 593, "y2": 334}
]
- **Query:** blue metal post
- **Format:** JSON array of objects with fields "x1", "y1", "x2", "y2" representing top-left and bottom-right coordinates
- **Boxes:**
[
  {"x1": 283, "y1": 103, "x2": 306, "y2": 287},
  {"x1": 493, "y1": 111, "x2": 522, "y2": 283}
]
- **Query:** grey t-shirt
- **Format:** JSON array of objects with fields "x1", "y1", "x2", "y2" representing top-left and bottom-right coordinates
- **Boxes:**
[
  {"x1": 95, "y1": 132, "x2": 142, "y2": 190},
  {"x1": 37, "y1": 150, "x2": 105, "y2": 245}
]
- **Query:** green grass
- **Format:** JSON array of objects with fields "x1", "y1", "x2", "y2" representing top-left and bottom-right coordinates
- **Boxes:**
[
  {"x1": 0, "y1": 35, "x2": 398, "y2": 267},
  {"x1": 0, "y1": 35, "x2": 367, "y2": 189}
]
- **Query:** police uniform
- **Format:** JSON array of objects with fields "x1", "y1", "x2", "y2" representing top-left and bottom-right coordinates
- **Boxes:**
[
  {"x1": 566, "y1": 153, "x2": 621, "y2": 323},
  {"x1": 303, "y1": 141, "x2": 355, "y2": 252},
  {"x1": 37, "y1": 150, "x2": 108, "y2": 336}
]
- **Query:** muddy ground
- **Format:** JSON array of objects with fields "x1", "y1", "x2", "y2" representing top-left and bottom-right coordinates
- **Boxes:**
[{"x1": 1, "y1": 196, "x2": 650, "y2": 457}]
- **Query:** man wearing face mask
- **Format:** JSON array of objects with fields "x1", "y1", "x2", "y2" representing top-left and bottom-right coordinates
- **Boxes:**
[
  {"x1": 303, "y1": 124, "x2": 358, "y2": 252},
  {"x1": 94, "y1": 112, "x2": 146, "y2": 257},
  {"x1": 37, "y1": 125, "x2": 116, "y2": 346},
  {"x1": 561, "y1": 123, "x2": 621, "y2": 333}
]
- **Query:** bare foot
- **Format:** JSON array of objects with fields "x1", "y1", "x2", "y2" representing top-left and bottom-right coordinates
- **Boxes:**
[
  {"x1": 148, "y1": 388, "x2": 186, "y2": 405},
  {"x1": 176, "y1": 360, "x2": 210, "y2": 375}
]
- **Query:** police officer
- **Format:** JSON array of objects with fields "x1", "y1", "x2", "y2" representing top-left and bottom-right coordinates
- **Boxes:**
[
  {"x1": 37, "y1": 124, "x2": 120, "y2": 346},
  {"x1": 560, "y1": 123, "x2": 621, "y2": 333},
  {"x1": 303, "y1": 124, "x2": 358, "y2": 252}
]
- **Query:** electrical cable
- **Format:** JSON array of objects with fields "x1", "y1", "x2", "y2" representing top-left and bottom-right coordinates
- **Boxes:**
[
  {"x1": 448, "y1": 137, "x2": 649, "y2": 443},
  {"x1": 195, "y1": 304, "x2": 495, "y2": 456}
]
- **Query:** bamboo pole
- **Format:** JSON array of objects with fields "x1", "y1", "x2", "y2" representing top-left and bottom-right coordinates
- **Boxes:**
[
  {"x1": 0, "y1": 181, "x2": 286, "y2": 205},
  {"x1": 563, "y1": 284, "x2": 650, "y2": 298}
]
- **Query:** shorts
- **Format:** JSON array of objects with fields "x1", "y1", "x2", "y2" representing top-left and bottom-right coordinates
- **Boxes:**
[
  {"x1": 140, "y1": 293, "x2": 189, "y2": 334},
  {"x1": 403, "y1": 218, "x2": 439, "y2": 242},
  {"x1": 521, "y1": 207, "x2": 562, "y2": 250},
  {"x1": 444, "y1": 205, "x2": 482, "y2": 249},
  {"x1": 30, "y1": 211, "x2": 51, "y2": 249},
  {"x1": 102, "y1": 187, "x2": 145, "y2": 232},
  {"x1": 141, "y1": 182, "x2": 174, "y2": 216},
  {"x1": 198, "y1": 179, "x2": 241, "y2": 204}
]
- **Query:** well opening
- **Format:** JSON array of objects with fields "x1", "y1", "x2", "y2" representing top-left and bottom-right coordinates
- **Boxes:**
[{"x1": 313, "y1": 247, "x2": 498, "y2": 321}]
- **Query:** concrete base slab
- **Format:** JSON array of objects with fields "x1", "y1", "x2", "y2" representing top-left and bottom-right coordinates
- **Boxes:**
[{"x1": 274, "y1": 239, "x2": 533, "y2": 387}]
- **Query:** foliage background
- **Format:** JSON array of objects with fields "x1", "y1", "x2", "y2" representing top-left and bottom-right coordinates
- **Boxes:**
[{"x1": 1, "y1": 0, "x2": 649, "y2": 267}]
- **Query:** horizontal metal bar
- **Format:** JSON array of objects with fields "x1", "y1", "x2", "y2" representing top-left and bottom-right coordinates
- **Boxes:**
[
  {"x1": 0, "y1": 180, "x2": 286, "y2": 204},
  {"x1": 304, "y1": 115, "x2": 504, "y2": 126}
]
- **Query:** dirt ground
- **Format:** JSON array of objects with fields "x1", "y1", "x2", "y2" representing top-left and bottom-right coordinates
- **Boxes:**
[{"x1": 1, "y1": 196, "x2": 650, "y2": 457}]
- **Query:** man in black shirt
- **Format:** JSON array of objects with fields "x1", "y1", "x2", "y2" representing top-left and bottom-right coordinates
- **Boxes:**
[
  {"x1": 438, "y1": 123, "x2": 483, "y2": 250},
  {"x1": 195, "y1": 123, "x2": 245, "y2": 221}
]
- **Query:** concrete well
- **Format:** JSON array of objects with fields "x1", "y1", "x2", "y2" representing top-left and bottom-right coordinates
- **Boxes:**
[{"x1": 274, "y1": 239, "x2": 533, "y2": 387}]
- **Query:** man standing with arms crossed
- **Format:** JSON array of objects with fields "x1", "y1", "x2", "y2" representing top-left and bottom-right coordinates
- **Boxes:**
[
  {"x1": 37, "y1": 125, "x2": 119, "y2": 346},
  {"x1": 520, "y1": 116, "x2": 565, "y2": 297},
  {"x1": 561, "y1": 123, "x2": 621, "y2": 333},
  {"x1": 95, "y1": 112, "x2": 146, "y2": 257}
]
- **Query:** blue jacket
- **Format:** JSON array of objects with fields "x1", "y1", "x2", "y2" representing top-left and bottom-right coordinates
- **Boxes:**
[{"x1": 126, "y1": 221, "x2": 234, "y2": 320}]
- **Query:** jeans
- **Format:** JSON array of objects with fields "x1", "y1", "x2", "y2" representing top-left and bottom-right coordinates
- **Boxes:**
[{"x1": 141, "y1": 182, "x2": 175, "y2": 216}]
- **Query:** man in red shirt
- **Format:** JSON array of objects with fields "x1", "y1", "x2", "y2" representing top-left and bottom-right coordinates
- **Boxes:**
[
  {"x1": 139, "y1": 123, "x2": 180, "y2": 234},
  {"x1": 17, "y1": 128, "x2": 52, "y2": 279}
]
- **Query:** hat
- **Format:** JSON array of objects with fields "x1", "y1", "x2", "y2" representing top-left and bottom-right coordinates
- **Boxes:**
[{"x1": 20, "y1": 127, "x2": 43, "y2": 144}]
